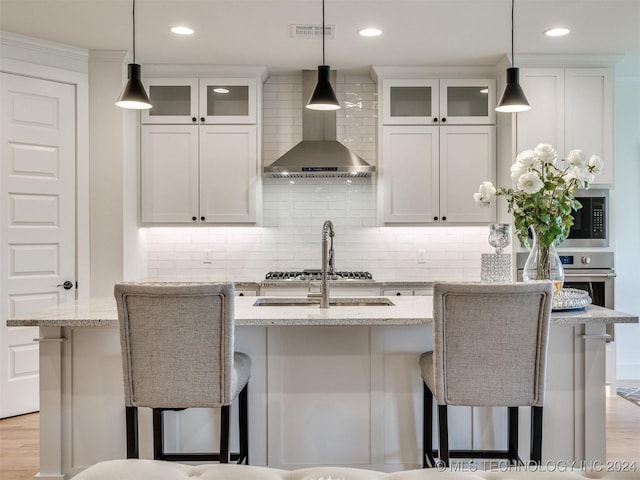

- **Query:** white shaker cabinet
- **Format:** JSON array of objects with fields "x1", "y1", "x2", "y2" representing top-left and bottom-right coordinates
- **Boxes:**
[
  {"x1": 381, "y1": 125, "x2": 496, "y2": 224},
  {"x1": 141, "y1": 125, "x2": 199, "y2": 224},
  {"x1": 139, "y1": 70, "x2": 264, "y2": 225},
  {"x1": 141, "y1": 77, "x2": 257, "y2": 125},
  {"x1": 199, "y1": 125, "x2": 257, "y2": 223},
  {"x1": 141, "y1": 124, "x2": 257, "y2": 224},
  {"x1": 517, "y1": 68, "x2": 613, "y2": 185},
  {"x1": 382, "y1": 78, "x2": 496, "y2": 126}
]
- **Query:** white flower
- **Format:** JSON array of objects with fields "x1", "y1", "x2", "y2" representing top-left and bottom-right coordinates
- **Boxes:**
[
  {"x1": 534, "y1": 144, "x2": 557, "y2": 165},
  {"x1": 516, "y1": 172, "x2": 544, "y2": 194},
  {"x1": 566, "y1": 149, "x2": 587, "y2": 167},
  {"x1": 588, "y1": 155, "x2": 604, "y2": 175},
  {"x1": 511, "y1": 150, "x2": 536, "y2": 179},
  {"x1": 473, "y1": 181, "x2": 496, "y2": 207}
]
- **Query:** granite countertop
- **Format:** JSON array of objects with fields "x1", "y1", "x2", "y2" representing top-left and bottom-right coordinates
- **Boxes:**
[{"x1": 7, "y1": 296, "x2": 638, "y2": 328}]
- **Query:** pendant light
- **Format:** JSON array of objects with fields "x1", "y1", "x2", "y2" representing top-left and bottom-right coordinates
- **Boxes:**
[
  {"x1": 306, "y1": 0, "x2": 340, "y2": 111},
  {"x1": 495, "y1": 0, "x2": 530, "y2": 113},
  {"x1": 116, "y1": 0, "x2": 152, "y2": 110}
]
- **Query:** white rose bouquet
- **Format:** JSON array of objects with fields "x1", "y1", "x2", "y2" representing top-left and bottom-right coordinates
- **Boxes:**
[{"x1": 473, "y1": 144, "x2": 603, "y2": 248}]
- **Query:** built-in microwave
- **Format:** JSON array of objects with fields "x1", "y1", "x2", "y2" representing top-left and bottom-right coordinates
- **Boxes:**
[{"x1": 560, "y1": 188, "x2": 609, "y2": 248}]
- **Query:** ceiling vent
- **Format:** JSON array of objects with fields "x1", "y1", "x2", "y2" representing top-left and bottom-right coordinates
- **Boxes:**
[{"x1": 291, "y1": 24, "x2": 335, "y2": 39}]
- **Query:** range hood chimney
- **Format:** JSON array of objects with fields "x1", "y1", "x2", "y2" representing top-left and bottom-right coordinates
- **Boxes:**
[{"x1": 264, "y1": 70, "x2": 375, "y2": 178}]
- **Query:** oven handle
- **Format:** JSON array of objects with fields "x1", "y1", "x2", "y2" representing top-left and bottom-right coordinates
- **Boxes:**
[{"x1": 563, "y1": 273, "x2": 616, "y2": 278}]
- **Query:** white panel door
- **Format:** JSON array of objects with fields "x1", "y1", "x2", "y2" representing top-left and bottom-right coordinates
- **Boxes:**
[
  {"x1": 382, "y1": 126, "x2": 439, "y2": 223},
  {"x1": 199, "y1": 125, "x2": 257, "y2": 223},
  {"x1": 0, "y1": 73, "x2": 76, "y2": 418},
  {"x1": 440, "y1": 126, "x2": 496, "y2": 223}
]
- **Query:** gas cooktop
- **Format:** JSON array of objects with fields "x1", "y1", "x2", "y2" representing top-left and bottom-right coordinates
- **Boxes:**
[{"x1": 265, "y1": 270, "x2": 374, "y2": 281}]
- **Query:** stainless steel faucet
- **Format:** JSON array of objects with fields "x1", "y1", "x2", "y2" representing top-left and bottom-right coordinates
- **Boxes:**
[{"x1": 308, "y1": 220, "x2": 335, "y2": 308}]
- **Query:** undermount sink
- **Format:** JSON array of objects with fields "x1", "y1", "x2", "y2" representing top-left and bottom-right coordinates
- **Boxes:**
[{"x1": 253, "y1": 297, "x2": 395, "y2": 307}]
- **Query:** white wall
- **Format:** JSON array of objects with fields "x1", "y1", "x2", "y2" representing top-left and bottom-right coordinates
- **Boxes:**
[
  {"x1": 143, "y1": 73, "x2": 494, "y2": 282},
  {"x1": 613, "y1": 53, "x2": 640, "y2": 381}
]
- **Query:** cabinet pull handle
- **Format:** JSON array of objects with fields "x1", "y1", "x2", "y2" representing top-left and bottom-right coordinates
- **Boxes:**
[
  {"x1": 581, "y1": 334, "x2": 612, "y2": 340},
  {"x1": 192, "y1": 216, "x2": 197, "y2": 221},
  {"x1": 442, "y1": 216, "x2": 447, "y2": 221},
  {"x1": 433, "y1": 216, "x2": 438, "y2": 221},
  {"x1": 441, "y1": 117, "x2": 447, "y2": 123}
]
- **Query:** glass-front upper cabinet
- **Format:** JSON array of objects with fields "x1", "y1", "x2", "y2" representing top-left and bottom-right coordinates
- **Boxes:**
[
  {"x1": 439, "y1": 79, "x2": 496, "y2": 125},
  {"x1": 140, "y1": 77, "x2": 257, "y2": 124},
  {"x1": 382, "y1": 79, "x2": 439, "y2": 125},
  {"x1": 382, "y1": 78, "x2": 496, "y2": 125},
  {"x1": 199, "y1": 78, "x2": 257, "y2": 124},
  {"x1": 141, "y1": 78, "x2": 199, "y2": 124}
]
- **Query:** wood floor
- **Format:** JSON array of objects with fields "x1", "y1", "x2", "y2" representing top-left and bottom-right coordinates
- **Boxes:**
[{"x1": 1, "y1": 394, "x2": 639, "y2": 480}]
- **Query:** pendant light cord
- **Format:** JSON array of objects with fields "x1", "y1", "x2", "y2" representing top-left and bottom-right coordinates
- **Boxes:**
[
  {"x1": 510, "y1": 0, "x2": 515, "y2": 67},
  {"x1": 132, "y1": 0, "x2": 136, "y2": 63},
  {"x1": 322, "y1": 0, "x2": 326, "y2": 65}
]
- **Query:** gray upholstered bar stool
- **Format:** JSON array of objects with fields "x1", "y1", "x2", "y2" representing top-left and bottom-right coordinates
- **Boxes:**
[
  {"x1": 419, "y1": 281, "x2": 553, "y2": 468},
  {"x1": 114, "y1": 282, "x2": 250, "y2": 464}
]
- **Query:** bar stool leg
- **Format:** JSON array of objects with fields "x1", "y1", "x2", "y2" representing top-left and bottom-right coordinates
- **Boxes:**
[
  {"x1": 531, "y1": 406, "x2": 543, "y2": 464},
  {"x1": 220, "y1": 405, "x2": 230, "y2": 463},
  {"x1": 438, "y1": 405, "x2": 449, "y2": 467},
  {"x1": 423, "y1": 383, "x2": 435, "y2": 468}
]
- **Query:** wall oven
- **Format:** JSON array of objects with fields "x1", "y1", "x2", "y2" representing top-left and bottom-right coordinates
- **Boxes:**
[
  {"x1": 517, "y1": 251, "x2": 615, "y2": 337},
  {"x1": 560, "y1": 189, "x2": 609, "y2": 248}
]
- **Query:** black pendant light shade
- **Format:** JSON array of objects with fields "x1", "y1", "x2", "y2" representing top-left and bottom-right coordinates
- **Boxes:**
[
  {"x1": 495, "y1": 0, "x2": 530, "y2": 113},
  {"x1": 116, "y1": 63, "x2": 152, "y2": 109},
  {"x1": 306, "y1": 0, "x2": 340, "y2": 110},
  {"x1": 307, "y1": 65, "x2": 340, "y2": 111},
  {"x1": 495, "y1": 67, "x2": 530, "y2": 113},
  {"x1": 116, "y1": 0, "x2": 152, "y2": 110}
]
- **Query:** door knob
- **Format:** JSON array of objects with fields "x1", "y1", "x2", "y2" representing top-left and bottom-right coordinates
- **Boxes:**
[{"x1": 57, "y1": 281, "x2": 74, "y2": 290}]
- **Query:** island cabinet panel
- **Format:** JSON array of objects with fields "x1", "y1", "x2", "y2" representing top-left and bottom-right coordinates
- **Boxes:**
[{"x1": 38, "y1": 317, "x2": 611, "y2": 477}]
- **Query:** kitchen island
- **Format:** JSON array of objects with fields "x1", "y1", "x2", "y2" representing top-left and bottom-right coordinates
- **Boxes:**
[{"x1": 9, "y1": 296, "x2": 638, "y2": 479}]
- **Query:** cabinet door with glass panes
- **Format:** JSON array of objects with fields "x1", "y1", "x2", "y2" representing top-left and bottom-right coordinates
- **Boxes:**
[
  {"x1": 382, "y1": 79, "x2": 439, "y2": 125},
  {"x1": 199, "y1": 78, "x2": 257, "y2": 124},
  {"x1": 439, "y1": 78, "x2": 496, "y2": 125},
  {"x1": 382, "y1": 78, "x2": 495, "y2": 125},
  {"x1": 141, "y1": 78, "x2": 199, "y2": 124}
]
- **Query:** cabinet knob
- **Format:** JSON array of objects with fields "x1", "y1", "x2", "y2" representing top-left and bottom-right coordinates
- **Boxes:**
[
  {"x1": 200, "y1": 216, "x2": 205, "y2": 221},
  {"x1": 433, "y1": 216, "x2": 439, "y2": 221},
  {"x1": 192, "y1": 117, "x2": 197, "y2": 122},
  {"x1": 200, "y1": 117, "x2": 205, "y2": 122},
  {"x1": 192, "y1": 216, "x2": 197, "y2": 221},
  {"x1": 442, "y1": 216, "x2": 447, "y2": 221},
  {"x1": 239, "y1": 292, "x2": 245, "y2": 296},
  {"x1": 441, "y1": 117, "x2": 447, "y2": 123},
  {"x1": 396, "y1": 292, "x2": 402, "y2": 296},
  {"x1": 433, "y1": 117, "x2": 438, "y2": 123}
]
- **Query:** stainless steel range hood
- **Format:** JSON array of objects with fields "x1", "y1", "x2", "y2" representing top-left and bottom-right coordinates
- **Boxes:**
[{"x1": 264, "y1": 70, "x2": 375, "y2": 178}]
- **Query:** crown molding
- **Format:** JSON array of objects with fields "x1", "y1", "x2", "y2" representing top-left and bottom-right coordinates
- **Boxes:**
[
  {"x1": 0, "y1": 31, "x2": 88, "y2": 73},
  {"x1": 143, "y1": 64, "x2": 269, "y2": 82},
  {"x1": 515, "y1": 54, "x2": 624, "y2": 68}
]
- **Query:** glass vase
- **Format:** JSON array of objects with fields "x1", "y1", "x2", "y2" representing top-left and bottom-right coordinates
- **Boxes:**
[{"x1": 522, "y1": 226, "x2": 564, "y2": 297}]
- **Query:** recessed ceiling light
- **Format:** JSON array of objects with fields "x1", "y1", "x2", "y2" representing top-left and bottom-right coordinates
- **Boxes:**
[
  {"x1": 544, "y1": 27, "x2": 570, "y2": 37},
  {"x1": 170, "y1": 26, "x2": 194, "y2": 35},
  {"x1": 213, "y1": 87, "x2": 230, "y2": 94},
  {"x1": 359, "y1": 27, "x2": 382, "y2": 37}
]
